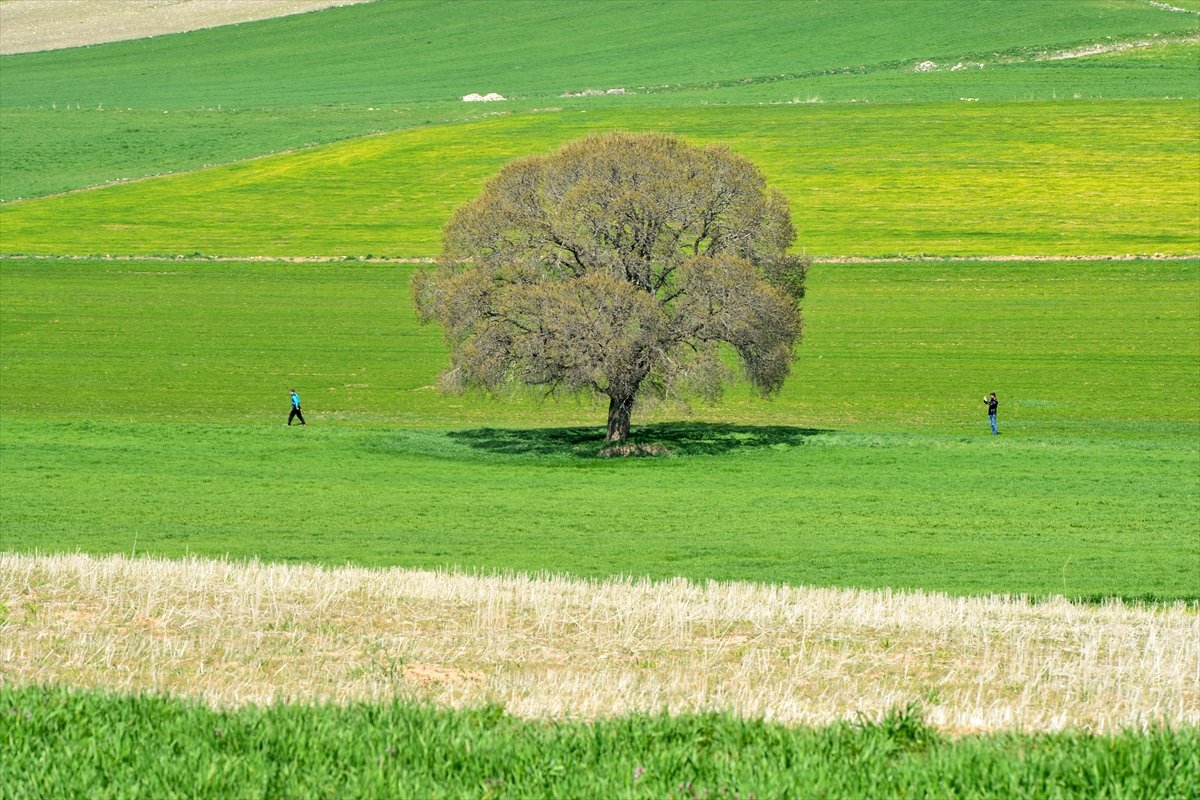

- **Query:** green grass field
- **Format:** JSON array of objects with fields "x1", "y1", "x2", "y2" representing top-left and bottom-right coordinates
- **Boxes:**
[
  {"x1": 4, "y1": 685, "x2": 1197, "y2": 800},
  {"x1": 0, "y1": 105, "x2": 483, "y2": 203},
  {"x1": 4, "y1": 419, "x2": 1196, "y2": 600},
  {"x1": 2, "y1": 257, "x2": 1196, "y2": 600},
  {"x1": 7, "y1": 0, "x2": 1195, "y2": 108}
]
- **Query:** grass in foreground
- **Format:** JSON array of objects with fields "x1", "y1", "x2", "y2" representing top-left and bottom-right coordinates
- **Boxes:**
[
  {"x1": 4, "y1": 553, "x2": 1196, "y2": 731},
  {"x1": 2, "y1": 684, "x2": 1197, "y2": 800}
]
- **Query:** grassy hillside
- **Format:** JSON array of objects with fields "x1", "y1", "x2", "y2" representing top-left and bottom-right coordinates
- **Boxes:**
[
  {"x1": 5, "y1": 1, "x2": 1194, "y2": 108},
  {"x1": 1, "y1": 0, "x2": 1196, "y2": 202},
  {"x1": 0, "y1": 105, "x2": 478, "y2": 203},
  {"x1": 3, "y1": 101, "x2": 1196, "y2": 258},
  {"x1": 2, "y1": 257, "x2": 1196, "y2": 600}
]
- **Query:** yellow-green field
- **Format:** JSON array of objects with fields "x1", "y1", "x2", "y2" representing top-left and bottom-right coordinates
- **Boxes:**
[{"x1": 2, "y1": 102, "x2": 1197, "y2": 258}]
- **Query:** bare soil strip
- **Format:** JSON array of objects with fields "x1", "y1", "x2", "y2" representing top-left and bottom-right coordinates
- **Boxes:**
[
  {"x1": 2, "y1": 553, "x2": 1195, "y2": 733},
  {"x1": 0, "y1": 0, "x2": 374, "y2": 56},
  {"x1": 1036, "y1": 34, "x2": 1200, "y2": 61}
]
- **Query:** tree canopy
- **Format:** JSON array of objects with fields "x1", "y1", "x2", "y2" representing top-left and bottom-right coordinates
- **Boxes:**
[{"x1": 413, "y1": 132, "x2": 807, "y2": 443}]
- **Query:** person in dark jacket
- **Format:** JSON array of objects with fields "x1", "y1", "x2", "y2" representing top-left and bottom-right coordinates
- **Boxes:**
[
  {"x1": 983, "y1": 392, "x2": 998, "y2": 435},
  {"x1": 288, "y1": 388, "x2": 306, "y2": 426}
]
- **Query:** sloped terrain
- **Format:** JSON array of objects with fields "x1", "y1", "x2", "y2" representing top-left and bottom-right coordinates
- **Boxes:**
[{"x1": 1, "y1": 0, "x2": 1196, "y2": 202}]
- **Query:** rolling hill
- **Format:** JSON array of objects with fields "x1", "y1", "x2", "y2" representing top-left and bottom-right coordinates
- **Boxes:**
[{"x1": 1, "y1": 0, "x2": 1196, "y2": 202}]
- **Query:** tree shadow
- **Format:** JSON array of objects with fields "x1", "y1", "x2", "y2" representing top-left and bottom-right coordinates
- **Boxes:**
[{"x1": 447, "y1": 422, "x2": 830, "y2": 458}]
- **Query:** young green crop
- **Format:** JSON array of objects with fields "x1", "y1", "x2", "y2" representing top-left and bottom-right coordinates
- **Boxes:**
[
  {"x1": 4, "y1": 686, "x2": 1198, "y2": 800},
  {"x1": 2, "y1": 258, "x2": 1194, "y2": 433},
  {"x1": 0, "y1": 105, "x2": 485, "y2": 203},
  {"x1": 2, "y1": 258, "x2": 1196, "y2": 600},
  {"x1": 4, "y1": 418, "x2": 1196, "y2": 601},
  {"x1": 6, "y1": 0, "x2": 1194, "y2": 109}
]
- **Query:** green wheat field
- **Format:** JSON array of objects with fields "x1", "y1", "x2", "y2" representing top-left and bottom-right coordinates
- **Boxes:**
[{"x1": 1, "y1": 1, "x2": 1198, "y2": 796}]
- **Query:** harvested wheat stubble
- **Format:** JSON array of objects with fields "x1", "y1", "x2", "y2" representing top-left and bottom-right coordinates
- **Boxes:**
[
  {"x1": 0, "y1": 0, "x2": 374, "y2": 56},
  {"x1": 1, "y1": 553, "x2": 1196, "y2": 734}
]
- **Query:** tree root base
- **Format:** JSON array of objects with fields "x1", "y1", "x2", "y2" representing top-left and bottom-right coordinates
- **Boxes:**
[{"x1": 597, "y1": 442, "x2": 673, "y2": 458}]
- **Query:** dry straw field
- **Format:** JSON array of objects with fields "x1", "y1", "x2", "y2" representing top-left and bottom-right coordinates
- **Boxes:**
[
  {"x1": 2, "y1": 553, "x2": 1195, "y2": 735},
  {"x1": 0, "y1": 0, "x2": 371, "y2": 55}
]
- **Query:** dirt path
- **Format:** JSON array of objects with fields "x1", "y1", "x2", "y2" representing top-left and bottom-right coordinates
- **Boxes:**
[{"x1": 0, "y1": 0, "x2": 375, "y2": 56}]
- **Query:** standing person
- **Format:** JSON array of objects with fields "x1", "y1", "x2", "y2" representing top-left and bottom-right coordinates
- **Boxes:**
[
  {"x1": 288, "y1": 388, "x2": 306, "y2": 426},
  {"x1": 983, "y1": 392, "x2": 998, "y2": 435}
]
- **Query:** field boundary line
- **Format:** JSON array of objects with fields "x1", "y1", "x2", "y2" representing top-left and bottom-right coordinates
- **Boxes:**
[{"x1": 1, "y1": 253, "x2": 1197, "y2": 265}]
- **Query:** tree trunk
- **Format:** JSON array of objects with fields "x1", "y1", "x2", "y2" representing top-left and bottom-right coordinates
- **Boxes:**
[{"x1": 606, "y1": 394, "x2": 635, "y2": 442}]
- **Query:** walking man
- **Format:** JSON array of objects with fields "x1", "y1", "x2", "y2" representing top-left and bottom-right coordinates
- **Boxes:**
[
  {"x1": 983, "y1": 392, "x2": 998, "y2": 435},
  {"x1": 288, "y1": 388, "x2": 306, "y2": 426}
]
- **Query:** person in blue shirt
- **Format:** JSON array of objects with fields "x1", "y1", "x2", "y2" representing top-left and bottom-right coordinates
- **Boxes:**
[{"x1": 288, "y1": 388, "x2": 306, "y2": 426}]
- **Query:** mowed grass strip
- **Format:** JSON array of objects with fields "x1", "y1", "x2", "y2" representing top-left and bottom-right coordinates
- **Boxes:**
[
  {"x1": 6, "y1": 685, "x2": 1197, "y2": 800},
  {"x1": 3, "y1": 553, "x2": 1197, "y2": 732},
  {"x1": 2, "y1": 102, "x2": 1196, "y2": 258}
]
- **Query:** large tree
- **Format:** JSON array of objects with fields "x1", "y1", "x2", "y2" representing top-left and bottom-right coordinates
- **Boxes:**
[{"x1": 413, "y1": 132, "x2": 807, "y2": 443}]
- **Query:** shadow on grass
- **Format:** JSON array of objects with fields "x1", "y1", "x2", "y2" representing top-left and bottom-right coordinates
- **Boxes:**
[{"x1": 447, "y1": 422, "x2": 830, "y2": 458}]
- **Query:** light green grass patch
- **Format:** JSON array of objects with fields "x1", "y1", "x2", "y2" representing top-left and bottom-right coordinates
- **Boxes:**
[{"x1": 2, "y1": 258, "x2": 1196, "y2": 432}]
